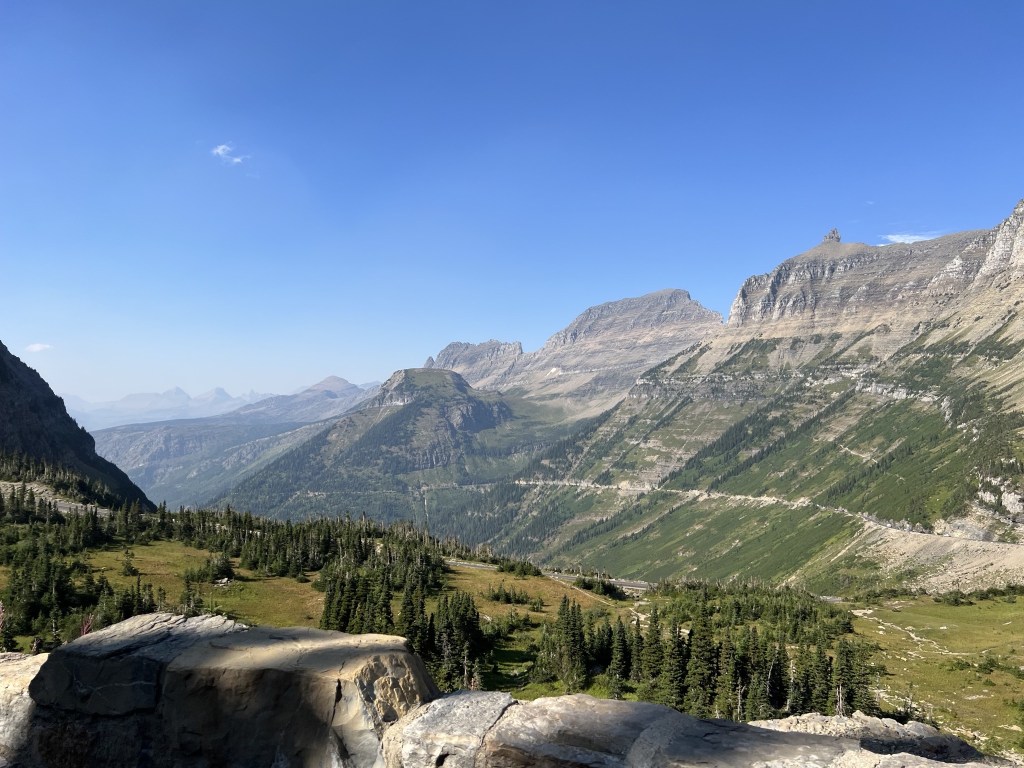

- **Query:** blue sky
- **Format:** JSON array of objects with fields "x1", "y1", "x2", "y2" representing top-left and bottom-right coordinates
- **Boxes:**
[{"x1": 3, "y1": 1, "x2": 1023, "y2": 402}]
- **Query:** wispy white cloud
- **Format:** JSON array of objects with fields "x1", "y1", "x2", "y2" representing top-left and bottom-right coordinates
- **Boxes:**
[
  {"x1": 211, "y1": 143, "x2": 249, "y2": 165},
  {"x1": 26, "y1": 343, "x2": 52, "y2": 353},
  {"x1": 881, "y1": 231, "x2": 941, "y2": 245}
]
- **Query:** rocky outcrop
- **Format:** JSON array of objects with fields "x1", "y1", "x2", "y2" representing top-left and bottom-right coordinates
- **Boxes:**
[
  {"x1": 726, "y1": 232, "x2": 989, "y2": 335},
  {"x1": 0, "y1": 653, "x2": 46, "y2": 767},
  {"x1": 975, "y1": 198, "x2": 1024, "y2": 289},
  {"x1": 425, "y1": 290, "x2": 723, "y2": 415},
  {"x1": 3, "y1": 613, "x2": 437, "y2": 768},
  {"x1": 0, "y1": 620, "x2": 1004, "y2": 768},
  {"x1": 424, "y1": 341, "x2": 524, "y2": 389},
  {"x1": 383, "y1": 693, "x2": 999, "y2": 767}
]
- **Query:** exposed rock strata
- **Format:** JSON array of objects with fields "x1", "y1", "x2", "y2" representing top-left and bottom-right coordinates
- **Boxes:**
[
  {"x1": 0, "y1": 653, "x2": 46, "y2": 767},
  {"x1": 425, "y1": 289, "x2": 723, "y2": 415}
]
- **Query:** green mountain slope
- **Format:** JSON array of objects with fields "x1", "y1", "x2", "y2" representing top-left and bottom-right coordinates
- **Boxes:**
[
  {"x1": 457, "y1": 201, "x2": 1024, "y2": 592},
  {"x1": 218, "y1": 369, "x2": 574, "y2": 525},
  {"x1": 93, "y1": 377, "x2": 376, "y2": 508}
]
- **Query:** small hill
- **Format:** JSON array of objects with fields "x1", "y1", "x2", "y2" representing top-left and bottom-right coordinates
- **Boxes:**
[{"x1": 0, "y1": 341, "x2": 152, "y2": 509}]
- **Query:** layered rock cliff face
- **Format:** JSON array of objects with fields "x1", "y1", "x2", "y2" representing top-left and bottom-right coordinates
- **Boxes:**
[
  {"x1": 425, "y1": 289, "x2": 723, "y2": 415},
  {"x1": 478, "y1": 199, "x2": 1024, "y2": 589},
  {"x1": 721, "y1": 230, "x2": 990, "y2": 368},
  {"x1": 0, "y1": 618, "x2": 1001, "y2": 768},
  {"x1": 424, "y1": 341, "x2": 524, "y2": 390}
]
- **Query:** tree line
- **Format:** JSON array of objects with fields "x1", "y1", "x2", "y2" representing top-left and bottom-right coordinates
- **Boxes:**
[{"x1": 528, "y1": 581, "x2": 878, "y2": 721}]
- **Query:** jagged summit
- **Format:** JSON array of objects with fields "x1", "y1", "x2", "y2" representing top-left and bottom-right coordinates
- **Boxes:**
[
  {"x1": 823, "y1": 227, "x2": 841, "y2": 243},
  {"x1": 424, "y1": 289, "x2": 723, "y2": 414},
  {"x1": 423, "y1": 340, "x2": 523, "y2": 383}
]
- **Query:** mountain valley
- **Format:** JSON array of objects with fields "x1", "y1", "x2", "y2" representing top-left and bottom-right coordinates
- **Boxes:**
[{"x1": 16, "y1": 198, "x2": 1024, "y2": 595}]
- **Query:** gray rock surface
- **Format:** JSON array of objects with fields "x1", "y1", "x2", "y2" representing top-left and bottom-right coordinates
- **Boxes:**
[
  {"x1": 751, "y1": 711, "x2": 985, "y2": 763},
  {"x1": 383, "y1": 693, "x2": 1002, "y2": 768},
  {"x1": 1, "y1": 621, "x2": 1008, "y2": 768},
  {"x1": 425, "y1": 289, "x2": 723, "y2": 415},
  {"x1": 6, "y1": 613, "x2": 438, "y2": 768},
  {"x1": 0, "y1": 653, "x2": 46, "y2": 768}
]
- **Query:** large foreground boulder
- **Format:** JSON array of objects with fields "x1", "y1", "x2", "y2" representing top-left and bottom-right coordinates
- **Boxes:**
[
  {"x1": 2, "y1": 613, "x2": 437, "y2": 768},
  {"x1": 0, "y1": 616, "x2": 1007, "y2": 768},
  {"x1": 382, "y1": 692, "x2": 1003, "y2": 768}
]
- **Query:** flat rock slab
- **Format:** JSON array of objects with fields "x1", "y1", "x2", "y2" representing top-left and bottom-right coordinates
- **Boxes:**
[
  {"x1": 384, "y1": 693, "x2": 1006, "y2": 768},
  {"x1": 11, "y1": 613, "x2": 438, "y2": 768}
]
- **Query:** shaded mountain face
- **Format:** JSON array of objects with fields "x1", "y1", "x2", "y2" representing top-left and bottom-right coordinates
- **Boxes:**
[
  {"x1": 425, "y1": 289, "x2": 724, "y2": 416},
  {"x1": 450, "y1": 199, "x2": 1024, "y2": 593},
  {"x1": 217, "y1": 368, "x2": 571, "y2": 524},
  {"x1": 93, "y1": 377, "x2": 376, "y2": 508},
  {"x1": 0, "y1": 341, "x2": 152, "y2": 509}
]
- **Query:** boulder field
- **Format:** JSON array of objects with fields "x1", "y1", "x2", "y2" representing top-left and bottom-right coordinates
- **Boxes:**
[{"x1": 0, "y1": 614, "x2": 1007, "y2": 767}]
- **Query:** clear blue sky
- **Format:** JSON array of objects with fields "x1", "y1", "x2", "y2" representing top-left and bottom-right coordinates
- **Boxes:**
[{"x1": 3, "y1": 1, "x2": 1023, "y2": 401}]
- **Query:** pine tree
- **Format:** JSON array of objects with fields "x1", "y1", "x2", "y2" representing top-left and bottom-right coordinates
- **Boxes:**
[
  {"x1": 713, "y1": 632, "x2": 739, "y2": 719},
  {"x1": 682, "y1": 606, "x2": 717, "y2": 717},
  {"x1": 628, "y1": 616, "x2": 644, "y2": 683},
  {"x1": 658, "y1": 619, "x2": 687, "y2": 710},
  {"x1": 608, "y1": 617, "x2": 628, "y2": 700},
  {"x1": 636, "y1": 606, "x2": 664, "y2": 701}
]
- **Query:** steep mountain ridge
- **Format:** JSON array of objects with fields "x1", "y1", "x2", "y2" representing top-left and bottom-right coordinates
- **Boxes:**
[
  {"x1": 0, "y1": 341, "x2": 152, "y2": 509},
  {"x1": 451, "y1": 199, "x2": 1024, "y2": 592},
  {"x1": 425, "y1": 289, "x2": 723, "y2": 415},
  {"x1": 424, "y1": 341, "x2": 524, "y2": 388}
]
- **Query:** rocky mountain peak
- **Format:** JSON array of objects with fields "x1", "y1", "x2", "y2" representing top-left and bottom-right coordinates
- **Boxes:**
[
  {"x1": 423, "y1": 290, "x2": 723, "y2": 416},
  {"x1": 368, "y1": 368, "x2": 474, "y2": 409},
  {"x1": 726, "y1": 230, "x2": 987, "y2": 334},
  {"x1": 304, "y1": 375, "x2": 357, "y2": 394},
  {"x1": 423, "y1": 340, "x2": 524, "y2": 387},
  {"x1": 974, "y1": 197, "x2": 1024, "y2": 289},
  {"x1": 543, "y1": 289, "x2": 719, "y2": 350}
]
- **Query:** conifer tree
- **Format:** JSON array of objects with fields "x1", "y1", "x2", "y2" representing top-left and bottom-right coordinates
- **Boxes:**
[
  {"x1": 658, "y1": 619, "x2": 687, "y2": 710},
  {"x1": 713, "y1": 632, "x2": 739, "y2": 719},
  {"x1": 682, "y1": 605, "x2": 717, "y2": 717},
  {"x1": 608, "y1": 617, "x2": 628, "y2": 699},
  {"x1": 636, "y1": 606, "x2": 664, "y2": 701}
]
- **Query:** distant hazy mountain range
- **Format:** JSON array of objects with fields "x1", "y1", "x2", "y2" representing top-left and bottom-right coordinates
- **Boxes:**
[
  {"x1": 91, "y1": 377, "x2": 379, "y2": 508},
  {"x1": 63, "y1": 387, "x2": 275, "y2": 430}
]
